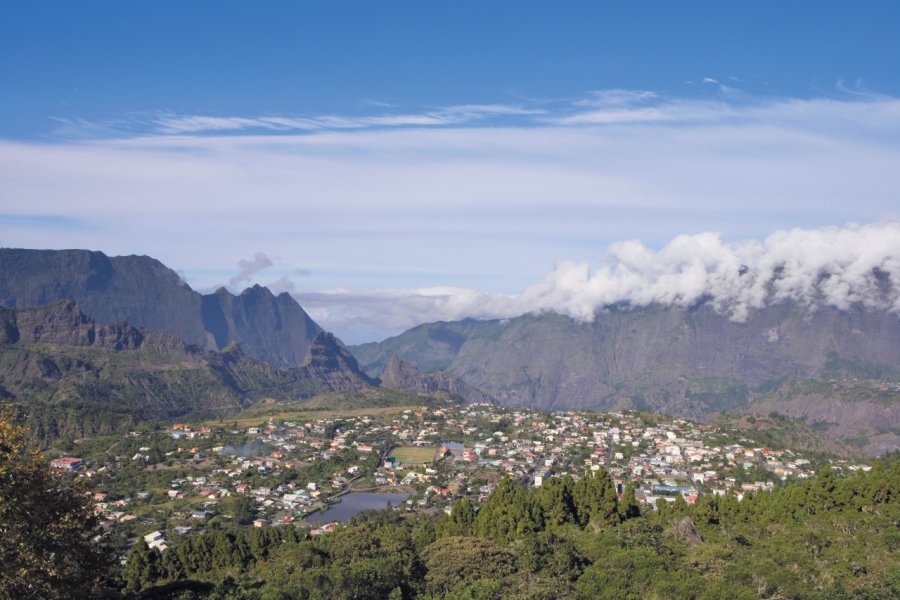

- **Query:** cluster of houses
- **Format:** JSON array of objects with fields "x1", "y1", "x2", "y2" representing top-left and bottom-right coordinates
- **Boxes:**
[
  {"x1": 360, "y1": 406, "x2": 858, "y2": 512},
  {"x1": 52, "y1": 402, "x2": 870, "y2": 549}
]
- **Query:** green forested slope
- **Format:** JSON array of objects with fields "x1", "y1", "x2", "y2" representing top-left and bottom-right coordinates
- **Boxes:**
[{"x1": 122, "y1": 457, "x2": 900, "y2": 599}]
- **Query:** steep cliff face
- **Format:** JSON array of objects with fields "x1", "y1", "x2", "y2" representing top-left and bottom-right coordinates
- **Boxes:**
[
  {"x1": 298, "y1": 331, "x2": 378, "y2": 392},
  {"x1": 202, "y1": 285, "x2": 322, "y2": 367},
  {"x1": 0, "y1": 301, "x2": 184, "y2": 351},
  {"x1": 0, "y1": 248, "x2": 208, "y2": 345},
  {"x1": 354, "y1": 303, "x2": 900, "y2": 410},
  {"x1": 447, "y1": 304, "x2": 900, "y2": 412},
  {"x1": 379, "y1": 357, "x2": 493, "y2": 404},
  {"x1": 0, "y1": 303, "x2": 374, "y2": 439},
  {"x1": 0, "y1": 248, "x2": 322, "y2": 366}
]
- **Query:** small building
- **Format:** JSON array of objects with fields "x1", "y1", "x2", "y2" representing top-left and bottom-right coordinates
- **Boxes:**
[
  {"x1": 534, "y1": 466, "x2": 553, "y2": 487},
  {"x1": 50, "y1": 457, "x2": 83, "y2": 472},
  {"x1": 144, "y1": 531, "x2": 164, "y2": 544}
]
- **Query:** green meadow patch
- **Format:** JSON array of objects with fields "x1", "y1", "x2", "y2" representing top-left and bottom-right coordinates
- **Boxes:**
[{"x1": 389, "y1": 445, "x2": 435, "y2": 466}]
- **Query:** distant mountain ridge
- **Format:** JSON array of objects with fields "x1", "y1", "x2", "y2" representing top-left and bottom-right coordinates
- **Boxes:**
[
  {"x1": 0, "y1": 248, "x2": 504, "y2": 435},
  {"x1": 0, "y1": 248, "x2": 321, "y2": 367},
  {"x1": 351, "y1": 303, "x2": 900, "y2": 454},
  {"x1": 379, "y1": 357, "x2": 494, "y2": 405}
]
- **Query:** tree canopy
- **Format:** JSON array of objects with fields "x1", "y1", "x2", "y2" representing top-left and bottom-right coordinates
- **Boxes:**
[{"x1": 0, "y1": 404, "x2": 115, "y2": 599}]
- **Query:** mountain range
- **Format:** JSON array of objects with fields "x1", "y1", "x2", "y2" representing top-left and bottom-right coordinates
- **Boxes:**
[
  {"x1": 0, "y1": 248, "x2": 477, "y2": 439},
  {"x1": 2, "y1": 247, "x2": 899, "y2": 454},
  {"x1": 351, "y1": 303, "x2": 900, "y2": 454},
  {"x1": 0, "y1": 300, "x2": 375, "y2": 439}
]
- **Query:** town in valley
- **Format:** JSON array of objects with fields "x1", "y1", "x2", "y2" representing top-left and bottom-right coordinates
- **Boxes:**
[{"x1": 53, "y1": 399, "x2": 869, "y2": 555}]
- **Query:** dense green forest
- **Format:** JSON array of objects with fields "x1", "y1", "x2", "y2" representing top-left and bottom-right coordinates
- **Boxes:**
[
  {"x1": 122, "y1": 460, "x2": 900, "y2": 599},
  {"x1": 3, "y1": 402, "x2": 900, "y2": 600}
]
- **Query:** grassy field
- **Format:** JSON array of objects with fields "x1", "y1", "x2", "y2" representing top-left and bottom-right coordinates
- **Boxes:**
[
  {"x1": 389, "y1": 446, "x2": 435, "y2": 466},
  {"x1": 197, "y1": 404, "x2": 420, "y2": 428}
]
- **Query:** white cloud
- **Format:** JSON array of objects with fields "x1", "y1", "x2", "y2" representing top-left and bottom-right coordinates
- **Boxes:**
[
  {"x1": 572, "y1": 89, "x2": 658, "y2": 107},
  {"x1": 154, "y1": 103, "x2": 545, "y2": 134},
  {"x1": 2, "y1": 90, "x2": 899, "y2": 342},
  {"x1": 554, "y1": 106, "x2": 674, "y2": 125},
  {"x1": 266, "y1": 275, "x2": 297, "y2": 296},
  {"x1": 300, "y1": 223, "x2": 900, "y2": 342}
]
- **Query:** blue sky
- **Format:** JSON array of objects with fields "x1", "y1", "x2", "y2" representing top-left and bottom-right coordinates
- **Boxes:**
[
  {"x1": 3, "y1": 1, "x2": 899, "y2": 138},
  {"x1": 2, "y1": 1, "x2": 900, "y2": 342}
]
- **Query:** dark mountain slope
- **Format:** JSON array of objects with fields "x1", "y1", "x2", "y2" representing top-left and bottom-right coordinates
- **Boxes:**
[
  {"x1": 202, "y1": 285, "x2": 322, "y2": 367},
  {"x1": 0, "y1": 248, "x2": 208, "y2": 345},
  {"x1": 0, "y1": 302, "x2": 374, "y2": 439},
  {"x1": 0, "y1": 248, "x2": 322, "y2": 367}
]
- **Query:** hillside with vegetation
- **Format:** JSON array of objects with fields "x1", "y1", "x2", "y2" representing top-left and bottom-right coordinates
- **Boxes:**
[{"x1": 0, "y1": 302, "x2": 375, "y2": 440}]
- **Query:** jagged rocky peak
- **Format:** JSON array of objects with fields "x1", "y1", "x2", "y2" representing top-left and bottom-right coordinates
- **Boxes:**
[
  {"x1": 304, "y1": 332, "x2": 369, "y2": 375},
  {"x1": 380, "y1": 356, "x2": 424, "y2": 383},
  {"x1": 201, "y1": 282, "x2": 322, "y2": 367},
  {"x1": 0, "y1": 248, "x2": 325, "y2": 367},
  {"x1": 296, "y1": 331, "x2": 377, "y2": 391}
]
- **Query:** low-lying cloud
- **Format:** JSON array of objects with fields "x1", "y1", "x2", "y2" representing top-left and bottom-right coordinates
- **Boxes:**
[{"x1": 300, "y1": 223, "x2": 900, "y2": 342}]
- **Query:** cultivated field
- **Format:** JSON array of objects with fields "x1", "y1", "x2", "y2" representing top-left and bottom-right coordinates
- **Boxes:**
[{"x1": 197, "y1": 404, "x2": 419, "y2": 428}]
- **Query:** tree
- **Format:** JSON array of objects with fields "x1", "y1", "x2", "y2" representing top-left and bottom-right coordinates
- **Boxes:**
[
  {"x1": 226, "y1": 494, "x2": 257, "y2": 526},
  {"x1": 0, "y1": 403, "x2": 115, "y2": 599},
  {"x1": 123, "y1": 542, "x2": 161, "y2": 592},
  {"x1": 537, "y1": 476, "x2": 578, "y2": 530},
  {"x1": 574, "y1": 468, "x2": 619, "y2": 527},
  {"x1": 421, "y1": 536, "x2": 517, "y2": 596},
  {"x1": 439, "y1": 497, "x2": 477, "y2": 537},
  {"x1": 619, "y1": 482, "x2": 641, "y2": 520},
  {"x1": 473, "y1": 477, "x2": 538, "y2": 542}
]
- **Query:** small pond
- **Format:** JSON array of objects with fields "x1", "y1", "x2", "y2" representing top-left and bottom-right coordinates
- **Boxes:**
[{"x1": 303, "y1": 492, "x2": 409, "y2": 526}]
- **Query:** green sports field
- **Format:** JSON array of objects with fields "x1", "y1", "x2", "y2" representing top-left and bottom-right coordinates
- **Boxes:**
[{"x1": 389, "y1": 446, "x2": 435, "y2": 466}]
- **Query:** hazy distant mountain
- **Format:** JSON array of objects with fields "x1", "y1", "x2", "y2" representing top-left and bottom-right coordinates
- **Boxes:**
[
  {"x1": 0, "y1": 248, "x2": 321, "y2": 367},
  {"x1": 378, "y1": 356, "x2": 494, "y2": 405},
  {"x1": 351, "y1": 303, "x2": 900, "y2": 453},
  {"x1": 0, "y1": 301, "x2": 375, "y2": 439}
]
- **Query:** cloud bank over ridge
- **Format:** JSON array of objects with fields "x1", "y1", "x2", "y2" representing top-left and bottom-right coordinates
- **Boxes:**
[{"x1": 299, "y1": 223, "x2": 900, "y2": 340}]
